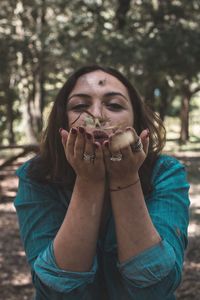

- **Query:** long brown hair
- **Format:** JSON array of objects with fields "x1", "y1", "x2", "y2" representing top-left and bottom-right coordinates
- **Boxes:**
[{"x1": 28, "y1": 65, "x2": 166, "y2": 195}]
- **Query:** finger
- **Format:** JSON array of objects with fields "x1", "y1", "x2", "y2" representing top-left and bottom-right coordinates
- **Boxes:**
[
  {"x1": 116, "y1": 128, "x2": 135, "y2": 158},
  {"x1": 60, "y1": 128, "x2": 69, "y2": 148},
  {"x1": 119, "y1": 143, "x2": 132, "y2": 159},
  {"x1": 102, "y1": 140, "x2": 114, "y2": 166},
  {"x1": 109, "y1": 131, "x2": 122, "y2": 153},
  {"x1": 74, "y1": 126, "x2": 86, "y2": 159},
  {"x1": 125, "y1": 127, "x2": 145, "y2": 154},
  {"x1": 110, "y1": 128, "x2": 136, "y2": 152},
  {"x1": 140, "y1": 129, "x2": 149, "y2": 155},
  {"x1": 93, "y1": 142, "x2": 104, "y2": 166},
  {"x1": 66, "y1": 127, "x2": 78, "y2": 156},
  {"x1": 84, "y1": 132, "x2": 95, "y2": 162}
]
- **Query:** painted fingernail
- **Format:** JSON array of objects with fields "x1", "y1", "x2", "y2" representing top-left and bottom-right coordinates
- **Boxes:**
[
  {"x1": 79, "y1": 126, "x2": 85, "y2": 134},
  {"x1": 86, "y1": 132, "x2": 92, "y2": 139},
  {"x1": 104, "y1": 141, "x2": 109, "y2": 148},
  {"x1": 71, "y1": 128, "x2": 77, "y2": 134},
  {"x1": 94, "y1": 143, "x2": 99, "y2": 149},
  {"x1": 59, "y1": 128, "x2": 63, "y2": 134}
]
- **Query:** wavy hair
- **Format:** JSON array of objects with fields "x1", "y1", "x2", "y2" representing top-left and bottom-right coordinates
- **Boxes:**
[{"x1": 28, "y1": 65, "x2": 166, "y2": 195}]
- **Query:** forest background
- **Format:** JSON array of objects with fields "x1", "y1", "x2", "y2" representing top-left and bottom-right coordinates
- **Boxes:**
[{"x1": 0, "y1": 0, "x2": 200, "y2": 299}]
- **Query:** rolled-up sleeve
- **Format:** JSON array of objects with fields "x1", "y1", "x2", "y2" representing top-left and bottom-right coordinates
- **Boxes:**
[
  {"x1": 117, "y1": 155, "x2": 190, "y2": 297},
  {"x1": 14, "y1": 162, "x2": 97, "y2": 294},
  {"x1": 118, "y1": 239, "x2": 175, "y2": 287},
  {"x1": 34, "y1": 241, "x2": 97, "y2": 293}
]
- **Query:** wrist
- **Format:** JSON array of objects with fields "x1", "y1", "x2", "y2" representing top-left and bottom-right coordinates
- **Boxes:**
[
  {"x1": 109, "y1": 173, "x2": 139, "y2": 187},
  {"x1": 76, "y1": 175, "x2": 105, "y2": 188},
  {"x1": 110, "y1": 178, "x2": 140, "y2": 192}
]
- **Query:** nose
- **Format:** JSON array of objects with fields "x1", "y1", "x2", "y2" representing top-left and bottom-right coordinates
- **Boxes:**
[
  {"x1": 89, "y1": 103, "x2": 105, "y2": 128},
  {"x1": 90, "y1": 103, "x2": 103, "y2": 118}
]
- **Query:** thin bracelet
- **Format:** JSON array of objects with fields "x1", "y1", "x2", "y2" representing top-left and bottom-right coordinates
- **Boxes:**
[{"x1": 110, "y1": 178, "x2": 140, "y2": 192}]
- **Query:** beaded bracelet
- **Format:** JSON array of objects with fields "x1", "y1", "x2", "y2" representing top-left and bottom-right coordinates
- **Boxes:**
[{"x1": 110, "y1": 178, "x2": 140, "y2": 192}]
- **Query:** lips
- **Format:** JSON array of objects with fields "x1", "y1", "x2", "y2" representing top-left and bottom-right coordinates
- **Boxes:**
[{"x1": 93, "y1": 130, "x2": 109, "y2": 144}]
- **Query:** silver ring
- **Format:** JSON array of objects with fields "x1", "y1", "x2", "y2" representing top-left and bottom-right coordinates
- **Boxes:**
[
  {"x1": 83, "y1": 153, "x2": 95, "y2": 162},
  {"x1": 131, "y1": 137, "x2": 143, "y2": 152},
  {"x1": 110, "y1": 153, "x2": 122, "y2": 162}
]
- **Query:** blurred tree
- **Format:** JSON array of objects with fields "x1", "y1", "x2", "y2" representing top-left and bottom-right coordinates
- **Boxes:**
[
  {"x1": 124, "y1": 0, "x2": 200, "y2": 141},
  {"x1": 0, "y1": 0, "x2": 199, "y2": 145}
]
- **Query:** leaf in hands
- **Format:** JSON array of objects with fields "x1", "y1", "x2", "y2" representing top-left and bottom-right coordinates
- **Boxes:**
[{"x1": 111, "y1": 130, "x2": 135, "y2": 151}]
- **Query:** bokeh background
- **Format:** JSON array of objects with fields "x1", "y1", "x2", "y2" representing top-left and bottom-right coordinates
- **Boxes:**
[{"x1": 0, "y1": 1, "x2": 200, "y2": 299}]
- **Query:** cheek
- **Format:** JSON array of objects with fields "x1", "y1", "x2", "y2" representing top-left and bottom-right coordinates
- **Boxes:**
[
  {"x1": 67, "y1": 112, "x2": 86, "y2": 128},
  {"x1": 110, "y1": 111, "x2": 134, "y2": 127}
]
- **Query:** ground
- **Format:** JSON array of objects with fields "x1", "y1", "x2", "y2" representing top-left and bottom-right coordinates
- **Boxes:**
[{"x1": 0, "y1": 150, "x2": 200, "y2": 300}]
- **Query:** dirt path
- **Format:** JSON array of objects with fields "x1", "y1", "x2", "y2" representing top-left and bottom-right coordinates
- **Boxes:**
[{"x1": 0, "y1": 153, "x2": 200, "y2": 299}]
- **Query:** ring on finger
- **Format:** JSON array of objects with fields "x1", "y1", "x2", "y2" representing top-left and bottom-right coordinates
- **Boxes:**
[
  {"x1": 83, "y1": 152, "x2": 95, "y2": 162},
  {"x1": 131, "y1": 137, "x2": 143, "y2": 152},
  {"x1": 110, "y1": 153, "x2": 122, "y2": 162}
]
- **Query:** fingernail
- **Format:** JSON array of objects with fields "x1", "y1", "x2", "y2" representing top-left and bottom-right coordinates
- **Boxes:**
[
  {"x1": 104, "y1": 141, "x2": 109, "y2": 148},
  {"x1": 59, "y1": 128, "x2": 63, "y2": 134},
  {"x1": 71, "y1": 128, "x2": 77, "y2": 134},
  {"x1": 94, "y1": 143, "x2": 99, "y2": 149},
  {"x1": 79, "y1": 126, "x2": 85, "y2": 134},
  {"x1": 86, "y1": 132, "x2": 92, "y2": 139}
]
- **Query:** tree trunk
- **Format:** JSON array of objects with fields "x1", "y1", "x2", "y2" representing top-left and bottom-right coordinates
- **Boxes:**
[
  {"x1": 31, "y1": 0, "x2": 46, "y2": 137},
  {"x1": 158, "y1": 82, "x2": 169, "y2": 121},
  {"x1": 116, "y1": 0, "x2": 131, "y2": 30},
  {"x1": 6, "y1": 96, "x2": 15, "y2": 144},
  {"x1": 144, "y1": 84, "x2": 156, "y2": 109},
  {"x1": 180, "y1": 91, "x2": 190, "y2": 143},
  {"x1": 158, "y1": 96, "x2": 167, "y2": 121},
  {"x1": 5, "y1": 77, "x2": 15, "y2": 144}
]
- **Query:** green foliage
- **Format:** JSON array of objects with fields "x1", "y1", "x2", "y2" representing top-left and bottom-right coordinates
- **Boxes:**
[{"x1": 0, "y1": 0, "x2": 199, "y2": 144}]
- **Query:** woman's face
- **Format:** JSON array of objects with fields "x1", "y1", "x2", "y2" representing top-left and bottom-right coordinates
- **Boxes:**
[{"x1": 66, "y1": 70, "x2": 134, "y2": 137}]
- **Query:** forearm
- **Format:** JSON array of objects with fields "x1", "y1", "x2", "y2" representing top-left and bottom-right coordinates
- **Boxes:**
[
  {"x1": 110, "y1": 175, "x2": 161, "y2": 263},
  {"x1": 53, "y1": 177, "x2": 105, "y2": 272}
]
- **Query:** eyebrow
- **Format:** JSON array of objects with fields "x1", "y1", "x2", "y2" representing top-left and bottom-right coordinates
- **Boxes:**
[{"x1": 67, "y1": 92, "x2": 129, "y2": 102}]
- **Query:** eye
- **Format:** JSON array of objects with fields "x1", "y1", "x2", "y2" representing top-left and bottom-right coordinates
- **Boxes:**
[{"x1": 107, "y1": 103, "x2": 124, "y2": 111}]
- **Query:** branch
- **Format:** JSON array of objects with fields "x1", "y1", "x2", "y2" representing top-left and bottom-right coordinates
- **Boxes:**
[
  {"x1": 0, "y1": 144, "x2": 39, "y2": 170},
  {"x1": 191, "y1": 86, "x2": 200, "y2": 95}
]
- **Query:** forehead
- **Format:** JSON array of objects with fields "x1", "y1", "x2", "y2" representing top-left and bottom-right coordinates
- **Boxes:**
[{"x1": 71, "y1": 70, "x2": 129, "y2": 96}]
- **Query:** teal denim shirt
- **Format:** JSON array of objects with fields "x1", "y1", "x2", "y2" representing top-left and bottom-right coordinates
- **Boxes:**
[{"x1": 14, "y1": 155, "x2": 190, "y2": 300}]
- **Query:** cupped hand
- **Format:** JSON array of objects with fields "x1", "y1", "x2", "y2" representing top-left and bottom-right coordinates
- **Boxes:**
[
  {"x1": 102, "y1": 127, "x2": 149, "y2": 185},
  {"x1": 60, "y1": 127, "x2": 106, "y2": 182}
]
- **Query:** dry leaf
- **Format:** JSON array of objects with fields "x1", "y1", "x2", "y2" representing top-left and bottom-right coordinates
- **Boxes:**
[{"x1": 111, "y1": 130, "x2": 135, "y2": 151}]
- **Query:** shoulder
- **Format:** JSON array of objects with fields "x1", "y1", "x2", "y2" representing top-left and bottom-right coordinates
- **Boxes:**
[
  {"x1": 15, "y1": 158, "x2": 71, "y2": 205},
  {"x1": 152, "y1": 154, "x2": 185, "y2": 176},
  {"x1": 15, "y1": 158, "x2": 32, "y2": 179},
  {"x1": 151, "y1": 154, "x2": 189, "y2": 186},
  {"x1": 150, "y1": 155, "x2": 190, "y2": 196},
  {"x1": 15, "y1": 157, "x2": 53, "y2": 193}
]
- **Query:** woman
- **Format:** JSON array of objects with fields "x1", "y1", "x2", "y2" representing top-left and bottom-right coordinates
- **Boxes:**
[{"x1": 14, "y1": 65, "x2": 190, "y2": 300}]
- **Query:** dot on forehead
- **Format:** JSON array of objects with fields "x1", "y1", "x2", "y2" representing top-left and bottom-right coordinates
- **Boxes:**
[{"x1": 98, "y1": 79, "x2": 106, "y2": 86}]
